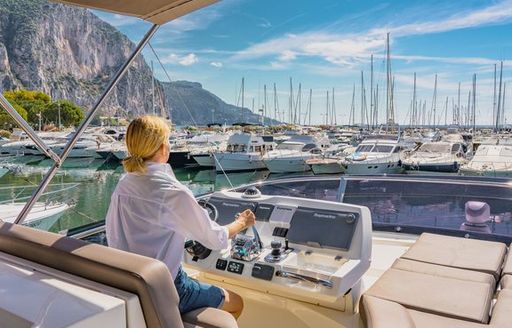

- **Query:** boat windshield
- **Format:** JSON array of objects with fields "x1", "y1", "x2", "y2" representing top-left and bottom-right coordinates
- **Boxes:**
[
  {"x1": 371, "y1": 145, "x2": 394, "y2": 153},
  {"x1": 276, "y1": 142, "x2": 304, "y2": 151},
  {"x1": 233, "y1": 175, "x2": 512, "y2": 243},
  {"x1": 355, "y1": 144, "x2": 374, "y2": 152},
  {"x1": 418, "y1": 143, "x2": 451, "y2": 154}
]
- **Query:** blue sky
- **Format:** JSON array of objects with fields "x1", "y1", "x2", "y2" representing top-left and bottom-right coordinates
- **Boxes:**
[{"x1": 94, "y1": 0, "x2": 512, "y2": 125}]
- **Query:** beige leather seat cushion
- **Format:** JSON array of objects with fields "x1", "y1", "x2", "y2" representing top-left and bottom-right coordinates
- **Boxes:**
[
  {"x1": 0, "y1": 222, "x2": 237, "y2": 328},
  {"x1": 364, "y1": 259, "x2": 494, "y2": 323},
  {"x1": 361, "y1": 291, "x2": 512, "y2": 328},
  {"x1": 401, "y1": 233, "x2": 507, "y2": 279},
  {"x1": 183, "y1": 308, "x2": 238, "y2": 328},
  {"x1": 360, "y1": 295, "x2": 484, "y2": 328},
  {"x1": 502, "y1": 247, "x2": 512, "y2": 276},
  {"x1": 501, "y1": 275, "x2": 512, "y2": 290}
]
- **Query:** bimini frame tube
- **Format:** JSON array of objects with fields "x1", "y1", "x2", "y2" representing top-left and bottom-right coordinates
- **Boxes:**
[
  {"x1": 12, "y1": 23, "x2": 159, "y2": 225},
  {"x1": 0, "y1": 95, "x2": 61, "y2": 163}
]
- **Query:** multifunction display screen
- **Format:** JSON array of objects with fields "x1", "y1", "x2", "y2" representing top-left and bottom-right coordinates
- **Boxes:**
[{"x1": 287, "y1": 207, "x2": 359, "y2": 250}]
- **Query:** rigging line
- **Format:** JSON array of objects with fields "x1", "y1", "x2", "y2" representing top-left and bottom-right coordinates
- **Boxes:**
[
  {"x1": 148, "y1": 42, "x2": 232, "y2": 188},
  {"x1": 148, "y1": 42, "x2": 198, "y2": 126},
  {"x1": 0, "y1": 182, "x2": 81, "y2": 204}
]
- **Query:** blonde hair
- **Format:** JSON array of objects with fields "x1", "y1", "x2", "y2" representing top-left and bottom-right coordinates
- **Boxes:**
[{"x1": 123, "y1": 115, "x2": 170, "y2": 173}]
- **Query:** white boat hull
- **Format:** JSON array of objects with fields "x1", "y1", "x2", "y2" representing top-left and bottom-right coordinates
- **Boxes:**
[
  {"x1": 263, "y1": 157, "x2": 311, "y2": 173},
  {"x1": 193, "y1": 154, "x2": 215, "y2": 167},
  {"x1": 344, "y1": 160, "x2": 402, "y2": 175},
  {"x1": 310, "y1": 162, "x2": 345, "y2": 174},
  {"x1": 0, "y1": 202, "x2": 71, "y2": 231},
  {"x1": 214, "y1": 153, "x2": 266, "y2": 172}
]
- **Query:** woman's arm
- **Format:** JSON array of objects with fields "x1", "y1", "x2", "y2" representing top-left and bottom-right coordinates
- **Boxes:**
[
  {"x1": 162, "y1": 186, "x2": 255, "y2": 250},
  {"x1": 226, "y1": 209, "x2": 256, "y2": 238}
]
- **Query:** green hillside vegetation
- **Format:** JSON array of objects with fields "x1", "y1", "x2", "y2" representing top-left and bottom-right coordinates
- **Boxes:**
[{"x1": 1, "y1": 90, "x2": 84, "y2": 129}]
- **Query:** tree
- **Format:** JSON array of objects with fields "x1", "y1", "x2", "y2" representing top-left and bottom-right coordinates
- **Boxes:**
[
  {"x1": 0, "y1": 91, "x2": 28, "y2": 130},
  {"x1": 4, "y1": 90, "x2": 51, "y2": 125},
  {"x1": 44, "y1": 100, "x2": 84, "y2": 127}
]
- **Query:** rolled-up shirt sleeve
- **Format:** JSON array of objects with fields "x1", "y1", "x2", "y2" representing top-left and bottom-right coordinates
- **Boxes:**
[{"x1": 161, "y1": 184, "x2": 229, "y2": 250}]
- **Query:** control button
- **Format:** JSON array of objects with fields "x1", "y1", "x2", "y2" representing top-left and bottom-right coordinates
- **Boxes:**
[
  {"x1": 227, "y1": 261, "x2": 245, "y2": 274},
  {"x1": 272, "y1": 227, "x2": 289, "y2": 237},
  {"x1": 252, "y1": 264, "x2": 275, "y2": 281},
  {"x1": 216, "y1": 259, "x2": 228, "y2": 271}
]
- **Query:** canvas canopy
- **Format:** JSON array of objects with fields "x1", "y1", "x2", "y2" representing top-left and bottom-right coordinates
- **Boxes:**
[{"x1": 52, "y1": 0, "x2": 217, "y2": 25}]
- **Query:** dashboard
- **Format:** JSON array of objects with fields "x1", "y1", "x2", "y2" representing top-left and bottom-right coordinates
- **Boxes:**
[{"x1": 184, "y1": 189, "x2": 372, "y2": 310}]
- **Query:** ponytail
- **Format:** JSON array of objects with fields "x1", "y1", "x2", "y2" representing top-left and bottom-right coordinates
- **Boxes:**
[{"x1": 122, "y1": 116, "x2": 170, "y2": 174}]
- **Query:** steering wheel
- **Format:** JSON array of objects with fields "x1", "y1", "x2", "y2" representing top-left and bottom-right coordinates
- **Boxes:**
[
  {"x1": 197, "y1": 198, "x2": 218, "y2": 222},
  {"x1": 184, "y1": 198, "x2": 218, "y2": 260}
]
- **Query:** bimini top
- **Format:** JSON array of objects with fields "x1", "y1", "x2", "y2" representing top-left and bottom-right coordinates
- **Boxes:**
[{"x1": 52, "y1": 0, "x2": 217, "y2": 25}]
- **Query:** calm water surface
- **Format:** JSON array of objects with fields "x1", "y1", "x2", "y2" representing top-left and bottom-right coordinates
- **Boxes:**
[{"x1": 0, "y1": 160, "x2": 275, "y2": 233}]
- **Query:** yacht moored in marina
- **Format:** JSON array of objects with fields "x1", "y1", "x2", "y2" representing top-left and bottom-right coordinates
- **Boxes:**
[
  {"x1": 341, "y1": 135, "x2": 403, "y2": 174},
  {"x1": 262, "y1": 135, "x2": 328, "y2": 173},
  {"x1": 214, "y1": 133, "x2": 275, "y2": 172},
  {"x1": 460, "y1": 143, "x2": 512, "y2": 177},
  {"x1": 402, "y1": 141, "x2": 468, "y2": 173}
]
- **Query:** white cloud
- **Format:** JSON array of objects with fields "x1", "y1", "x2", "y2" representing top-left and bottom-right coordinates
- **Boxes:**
[
  {"x1": 210, "y1": 61, "x2": 223, "y2": 68},
  {"x1": 179, "y1": 53, "x2": 199, "y2": 66},
  {"x1": 232, "y1": 1, "x2": 512, "y2": 66},
  {"x1": 162, "y1": 53, "x2": 199, "y2": 66}
]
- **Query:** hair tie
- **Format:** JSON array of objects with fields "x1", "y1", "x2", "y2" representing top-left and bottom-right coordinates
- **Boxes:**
[{"x1": 127, "y1": 155, "x2": 144, "y2": 163}]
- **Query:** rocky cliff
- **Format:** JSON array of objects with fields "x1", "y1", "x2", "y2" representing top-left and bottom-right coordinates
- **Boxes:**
[
  {"x1": 0, "y1": 0, "x2": 279, "y2": 125},
  {"x1": 0, "y1": 0, "x2": 166, "y2": 117}
]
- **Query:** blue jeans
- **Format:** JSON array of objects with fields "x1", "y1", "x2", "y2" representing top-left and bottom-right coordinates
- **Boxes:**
[{"x1": 174, "y1": 267, "x2": 225, "y2": 313}]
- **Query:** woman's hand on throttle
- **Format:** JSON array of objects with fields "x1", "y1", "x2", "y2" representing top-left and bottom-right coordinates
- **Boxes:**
[{"x1": 237, "y1": 209, "x2": 256, "y2": 229}]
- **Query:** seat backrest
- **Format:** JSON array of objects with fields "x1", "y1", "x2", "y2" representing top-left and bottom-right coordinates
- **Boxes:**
[{"x1": 0, "y1": 221, "x2": 183, "y2": 328}]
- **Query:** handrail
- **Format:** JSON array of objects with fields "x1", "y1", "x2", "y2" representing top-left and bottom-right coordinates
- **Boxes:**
[{"x1": 12, "y1": 24, "x2": 160, "y2": 225}]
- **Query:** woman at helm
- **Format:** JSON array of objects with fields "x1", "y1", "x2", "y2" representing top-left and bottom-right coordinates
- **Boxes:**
[{"x1": 106, "y1": 115, "x2": 255, "y2": 318}]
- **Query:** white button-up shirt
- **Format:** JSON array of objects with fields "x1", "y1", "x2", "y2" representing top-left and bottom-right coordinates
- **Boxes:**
[{"x1": 105, "y1": 162, "x2": 229, "y2": 279}]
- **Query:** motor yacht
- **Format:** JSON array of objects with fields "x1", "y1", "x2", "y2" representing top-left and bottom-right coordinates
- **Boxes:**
[
  {"x1": 460, "y1": 143, "x2": 512, "y2": 177},
  {"x1": 1, "y1": 1, "x2": 511, "y2": 328},
  {"x1": 262, "y1": 135, "x2": 328, "y2": 173},
  {"x1": 340, "y1": 135, "x2": 403, "y2": 175},
  {"x1": 213, "y1": 133, "x2": 275, "y2": 172},
  {"x1": 51, "y1": 133, "x2": 117, "y2": 159},
  {"x1": 402, "y1": 141, "x2": 468, "y2": 173},
  {"x1": 0, "y1": 201, "x2": 71, "y2": 231}
]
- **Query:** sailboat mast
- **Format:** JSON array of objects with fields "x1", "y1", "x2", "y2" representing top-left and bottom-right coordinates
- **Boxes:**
[
  {"x1": 432, "y1": 74, "x2": 437, "y2": 129},
  {"x1": 241, "y1": 77, "x2": 245, "y2": 123},
  {"x1": 457, "y1": 82, "x2": 461, "y2": 126},
  {"x1": 263, "y1": 84, "x2": 267, "y2": 126},
  {"x1": 326, "y1": 90, "x2": 330, "y2": 125},
  {"x1": 361, "y1": 71, "x2": 365, "y2": 127},
  {"x1": 502, "y1": 82, "x2": 506, "y2": 127},
  {"x1": 496, "y1": 61, "x2": 503, "y2": 131},
  {"x1": 308, "y1": 88, "x2": 312, "y2": 126},
  {"x1": 374, "y1": 85, "x2": 379, "y2": 126},
  {"x1": 349, "y1": 84, "x2": 355, "y2": 125},
  {"x1": 472, "y1": 74, "x2": 477, "y2": 134},
  {"x1": 289, "y1": 77, "x2": 293, "y2": 124},
  {"x1": 444, "y1": 96, "x2": 448, "y2": 126},
  {"x1": 493, "y1": 64, "x2": 497, "y2": 127},
  {"x1": 412, "y1": 72, "x2": 417, "y2": 127},
  {"x1": 332, "y1": 87, "x2": 336, "y2": 125},
  {"x1": 385, "y1": 33, "x2": 394, "y2": 129},
  {"x1": 273, "y1": 83, "x2": 277, "y2": 121},
  {"x1": 370, "y1": 54, "x2": 374, "y2": 128}
]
